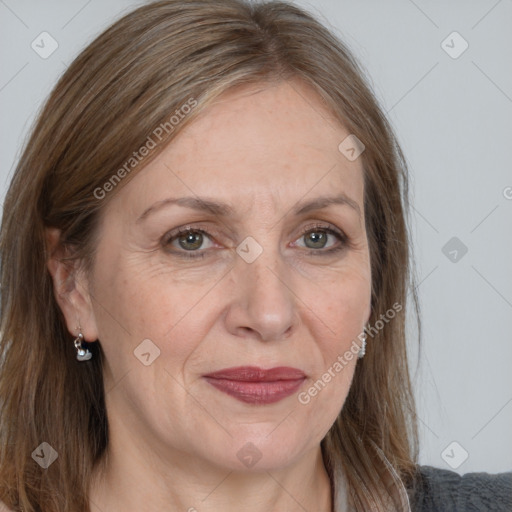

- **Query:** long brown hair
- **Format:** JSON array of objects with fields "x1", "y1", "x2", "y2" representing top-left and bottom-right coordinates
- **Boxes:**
[{"x1": 0, "y1": 1, "x2": 420, "y2": 510}]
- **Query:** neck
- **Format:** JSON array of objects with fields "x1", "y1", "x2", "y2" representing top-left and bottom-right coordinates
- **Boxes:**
[{"x1": 89, "y1": 438, "x2": 333, "y2": 512}]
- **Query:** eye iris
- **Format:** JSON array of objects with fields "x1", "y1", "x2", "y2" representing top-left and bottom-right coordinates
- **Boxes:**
[
  {"x1": 178, "y1": 231, "x2": 203, "y2": 250},
  {"x1": 306, "y1": 231, "x2": 327, "y2": 249}
]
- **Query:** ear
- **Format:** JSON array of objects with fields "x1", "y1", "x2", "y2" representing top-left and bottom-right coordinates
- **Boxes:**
[
  {"x1": 364, "y1": 292, "x2": 372, "y2": 327},
  {"x1": 45, "y1": 227, "x2": 99, "y2": 342},
  {"x1": 365, "y1": 306, "x2": 372, "y2": 327}
]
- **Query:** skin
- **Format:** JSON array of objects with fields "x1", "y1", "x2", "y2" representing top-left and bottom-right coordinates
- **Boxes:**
[{"x1": 47, "y1": 78, "x2": 372, "y2": 512}]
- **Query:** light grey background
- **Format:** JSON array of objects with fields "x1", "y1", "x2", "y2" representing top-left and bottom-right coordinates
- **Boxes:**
[{"x1": 1, "y1": 0, "x2": 511, "y2": 474}]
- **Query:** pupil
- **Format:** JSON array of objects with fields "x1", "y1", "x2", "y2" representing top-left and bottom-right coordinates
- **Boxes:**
[
  {"x1": 307, "y1": 231, "x2": 326, "y2": 248},
  {"x1": 179, "y1": 232, "x2": 202, "y2": 250}
]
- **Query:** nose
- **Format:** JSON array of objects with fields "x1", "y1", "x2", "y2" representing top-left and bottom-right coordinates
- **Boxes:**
[{"x1": 224, "y1": 244, "x2": 300, "y2": 343}]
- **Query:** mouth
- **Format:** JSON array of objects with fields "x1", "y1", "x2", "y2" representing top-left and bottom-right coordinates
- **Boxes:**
[{"x1": 203, "y1": 366, "x2": 307, "y2": 405}]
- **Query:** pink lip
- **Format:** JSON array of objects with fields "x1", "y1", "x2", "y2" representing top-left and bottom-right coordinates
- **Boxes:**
[{"x1": 203, "y1": 366, "x2": 306, "y2": 404}]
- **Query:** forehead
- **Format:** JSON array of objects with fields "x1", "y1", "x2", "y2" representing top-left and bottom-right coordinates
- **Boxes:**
[{"x1": 116, "y1": 79, "x2": 364, "y2": 219}]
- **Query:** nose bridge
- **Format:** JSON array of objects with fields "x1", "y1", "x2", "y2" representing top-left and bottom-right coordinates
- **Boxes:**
[{"x1": 229, "y1": 232, "x2": 298, "y2": 341}]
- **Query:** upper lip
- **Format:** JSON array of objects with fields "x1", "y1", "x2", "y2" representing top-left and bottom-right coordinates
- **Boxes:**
[{"x1": 203, "y1": 366, "x2": 306, "y2": 381}]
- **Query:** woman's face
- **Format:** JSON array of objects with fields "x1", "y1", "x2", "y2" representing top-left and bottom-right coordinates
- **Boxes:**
[{"x1": 79, "y1": 79, "x2": 371, "y2": 472}]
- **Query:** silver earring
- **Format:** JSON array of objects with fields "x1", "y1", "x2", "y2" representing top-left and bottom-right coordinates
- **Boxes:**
[
  {"x1": 358, "y1": 329, "x2": 367, "y2": 359},
  {"x1": 74, "y1": 331, "x2": 92, "y2": 361}
]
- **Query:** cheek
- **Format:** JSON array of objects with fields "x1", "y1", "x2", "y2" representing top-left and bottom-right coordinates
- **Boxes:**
[
  {"x1": 90, "y1": 254, "x2": 223, "y2": 379},
  {"x1": 296, "y1": 350, "x2": 357, "y2": 447},
  {"x1": 314, "y1": 264, "x2": 370, "y2": 338},
  {"x1": 298, "y1": 278, "x2": 364, "y2": 420},
  {"x1": 304, "y1": 263, "x2": 369, "y2": 411}
]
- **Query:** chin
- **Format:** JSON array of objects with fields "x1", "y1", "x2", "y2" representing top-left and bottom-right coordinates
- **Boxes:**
[{"x1": 207, "y1": 431, "x2": 312, "y2": 473}]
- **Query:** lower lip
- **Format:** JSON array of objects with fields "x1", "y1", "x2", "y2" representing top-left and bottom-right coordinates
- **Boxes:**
[{"x1": 204, "y1": 377, "x2": 306, "y2": 404}]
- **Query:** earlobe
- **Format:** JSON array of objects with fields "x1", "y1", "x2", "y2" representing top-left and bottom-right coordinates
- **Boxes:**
[{"x1": 45, "y1": 227, "x2": 99, "y2": 343}]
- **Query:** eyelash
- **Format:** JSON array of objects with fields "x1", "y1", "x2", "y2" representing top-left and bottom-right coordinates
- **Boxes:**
[{"x1": 162, "y1": 223, "x2": 349, "y2": 260}]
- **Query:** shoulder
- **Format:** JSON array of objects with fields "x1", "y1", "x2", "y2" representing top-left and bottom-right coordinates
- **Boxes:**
[{"x1": 409, "y1": 464, "x2": 512, "y2": 512}]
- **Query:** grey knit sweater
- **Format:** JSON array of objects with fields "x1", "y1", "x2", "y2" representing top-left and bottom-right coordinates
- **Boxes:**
[
  {"x1": 331, "y1": 457, "x2": 512, "y2": 511},
  {"x1": 409, "y1": 465, "x2": 512, "y2": 511}
]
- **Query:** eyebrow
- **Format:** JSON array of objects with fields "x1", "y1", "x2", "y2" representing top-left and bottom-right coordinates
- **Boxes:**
[{"x1": 136, "y1": 193, "x2": 361, "y2": 223}]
